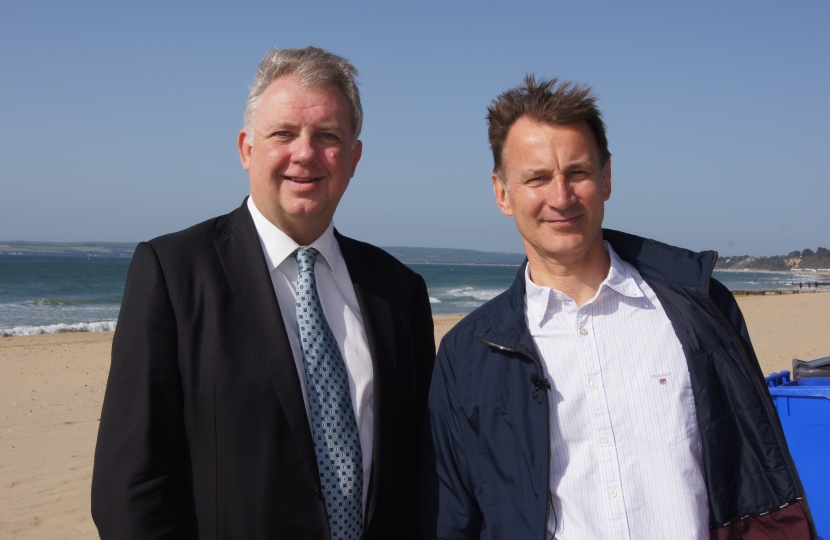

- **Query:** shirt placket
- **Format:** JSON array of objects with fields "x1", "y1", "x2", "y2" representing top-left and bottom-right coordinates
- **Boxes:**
[{"x1": 575, "y1": 297, "x2": 630, "y2": 539}]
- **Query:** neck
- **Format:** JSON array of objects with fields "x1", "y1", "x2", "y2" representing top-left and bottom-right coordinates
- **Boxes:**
[
  {"x1": 525, "y1": 236, "x2": 611, "y2": 307},
  {"x1": 249, "y1": 195, "x2": 329, "y2": 246},
  {"x1": 278, "y1": 220, "x2": 327, "y2": 247}
]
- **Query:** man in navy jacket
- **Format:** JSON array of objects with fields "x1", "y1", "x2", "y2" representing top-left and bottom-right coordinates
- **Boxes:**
[{"x1": 420, "y1": 76, "x2": 815, "y2": 539}]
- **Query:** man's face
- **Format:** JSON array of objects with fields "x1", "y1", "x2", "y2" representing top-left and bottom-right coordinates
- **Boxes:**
[
  {"x1": 238, "y1": 74, "x2": 362, "y2": 245},
  {"x1": 493, "y1": 117, "x2": 611, "y2": 265}
]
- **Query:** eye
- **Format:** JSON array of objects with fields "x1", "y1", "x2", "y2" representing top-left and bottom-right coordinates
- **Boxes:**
[
  {"x1": 568, "y1": 169, "x2": 590, "y2": 179},
  {"x1": 524, "y1": 175, "x2": 549, "y2": 186}
]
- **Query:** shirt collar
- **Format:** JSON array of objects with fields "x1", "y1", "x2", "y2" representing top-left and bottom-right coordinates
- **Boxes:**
[
  {"x1": 247, "y1": 196, "x2": 340, "y2": 273},
  {"x1": 604, "y1": 241, "x2": 644, "y2": 299},
  {"x1": 524, "y1": 266, "x2": 554, "y2": 327},
  {"x1": 524, "y1": 241, "x2": 644, "y2": 327}
]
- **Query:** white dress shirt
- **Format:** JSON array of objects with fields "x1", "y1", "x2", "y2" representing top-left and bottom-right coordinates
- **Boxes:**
[
  {"x1": 247, "y1": 196, "x2": 374, "y2": 513},
  {"x1": 525, "y1": 243, "x2": 708, "y2": 539}
]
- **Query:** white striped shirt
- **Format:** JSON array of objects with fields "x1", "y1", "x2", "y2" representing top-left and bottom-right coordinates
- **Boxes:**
[{"x1": 525, "y1": 243, "x2": 708, "y2": 539}]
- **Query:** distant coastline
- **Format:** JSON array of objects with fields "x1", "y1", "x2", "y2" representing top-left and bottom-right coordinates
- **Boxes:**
[
  {"x1": 402, "y1": 261, "x2": 522, "y2": 267},
  {"x1": 2, "y1": 241, "x2": 828, "y2": 273},
  {"x1": 381, "y1": 246, "x2": 525, "y2": 266},
  {"x1": 0, "y1": 241, "x2": 136, "y2": 257},
  {"x1": 716, "y1": 247, "x2": 829, "y2": 272},
  {"x1": 717, "y1": 268, "x2": 830, "y2": 276}
]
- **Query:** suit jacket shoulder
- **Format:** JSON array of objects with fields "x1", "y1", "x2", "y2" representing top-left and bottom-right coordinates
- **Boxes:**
[
  {"x1": 335, "y1": 232, "x2": 425, "y2": 284},
  {"x1": 144, "y1": 203, "x2": 245, "y2": 265}
]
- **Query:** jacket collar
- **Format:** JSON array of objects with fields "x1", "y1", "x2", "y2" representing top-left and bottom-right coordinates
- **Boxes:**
[
  {"x1": 603, "y1": 229, "x2": 716, "y2": 288},
  {"x1": 213, "y1": 199, "x2": 320, "y2": 485},
  {"x1": 479, "y1": 229, "x2": 717, "y2": 351}
]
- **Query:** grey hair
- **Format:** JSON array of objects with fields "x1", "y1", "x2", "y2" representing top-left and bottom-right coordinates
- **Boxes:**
[{"x1": 243, "y1": 46, "x2": 363, "y2": 143}]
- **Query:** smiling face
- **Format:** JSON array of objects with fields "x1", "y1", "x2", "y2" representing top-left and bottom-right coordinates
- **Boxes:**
[
  {"x1": 493, "y1": 116, "x2": 611, "y2": 268},
  {"x1": 238, "y1": 74, "x2": 362, "y2": 245}
]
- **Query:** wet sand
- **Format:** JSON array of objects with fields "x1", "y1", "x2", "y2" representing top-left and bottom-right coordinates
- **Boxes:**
[{"x1": 2, "y1": 293, "x2": 829, "y2": 537}]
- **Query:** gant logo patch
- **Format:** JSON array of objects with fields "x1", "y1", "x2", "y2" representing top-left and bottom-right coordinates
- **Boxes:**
[{"x1": 651, "y1": 373, "x2": 671, "y2": 386}]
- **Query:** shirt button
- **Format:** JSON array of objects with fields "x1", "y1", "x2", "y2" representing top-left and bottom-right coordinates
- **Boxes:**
[
  {"x1": 601, "y1": 435, "x2": 609, "y2": 443},
  {"x1": 580, "y1": 327, "x2": 588, "y2": 335},
  {"x1": 589, "y1": 380, "x2": 598, "y2": 389},
  {"x1": 555, "y1": 293, "x2": 564, "y2": 301},
  {"x1": 609, "y1": 490, "x2": 617, "y2": 498}
]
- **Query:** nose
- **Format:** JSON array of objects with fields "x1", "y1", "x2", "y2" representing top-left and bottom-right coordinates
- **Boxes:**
[
  {"x1": 290, "y1": 135, "x2": 317, "y2": 165},
  {"x1": 546, "y1": 174, "x2": 575, "y2": 210}
]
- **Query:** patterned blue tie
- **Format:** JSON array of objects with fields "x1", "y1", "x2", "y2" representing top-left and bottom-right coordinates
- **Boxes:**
[{"x1": 293, "y1": 247, "x2": 364, "y2": 540}]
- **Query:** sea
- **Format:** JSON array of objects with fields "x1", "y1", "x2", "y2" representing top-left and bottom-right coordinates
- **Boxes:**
[{"x1": 0, "y1": 255, "x2": 825, "y2": 336}]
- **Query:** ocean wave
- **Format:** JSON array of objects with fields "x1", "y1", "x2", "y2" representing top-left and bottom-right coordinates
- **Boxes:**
[
  {"x1": 0, "y1": 320, "x2": 117, "y2": 337},
  {"x1": 429, "y1": 297, "x2": 442, "y2": 304},
  {"x1": 24, "y1": 297, "x2": 92, "y2": 307},
  {"x1": 442, "y1": 287, "x2": 503, "y2": 302}
]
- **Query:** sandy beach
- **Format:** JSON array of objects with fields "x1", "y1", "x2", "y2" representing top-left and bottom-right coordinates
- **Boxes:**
[{"x1": 2, "y1": 293, "x2": 829, "y2": 538}]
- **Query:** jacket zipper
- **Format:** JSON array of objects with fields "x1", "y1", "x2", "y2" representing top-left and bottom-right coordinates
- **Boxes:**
[
  {"x1": 478, "y1": 337, "x2": 552, "y2": 540},
  {"x1": 703, "y1": 254, "x2": 816, "y2": 535}
]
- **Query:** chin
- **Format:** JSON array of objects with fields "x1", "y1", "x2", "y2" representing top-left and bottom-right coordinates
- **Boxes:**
[{"x1": 536, "y1": 237, "x2": 594, "y2": 258}]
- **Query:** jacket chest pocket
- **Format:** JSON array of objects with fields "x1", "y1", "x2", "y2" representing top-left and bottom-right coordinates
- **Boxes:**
[{"x1": 625, "y1": 365, "x2": 697, "y2": 446}]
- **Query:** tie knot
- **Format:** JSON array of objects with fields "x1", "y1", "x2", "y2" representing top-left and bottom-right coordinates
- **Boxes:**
[{"x1": 292, "y1": 247, "x2": 319, "y2": 274}]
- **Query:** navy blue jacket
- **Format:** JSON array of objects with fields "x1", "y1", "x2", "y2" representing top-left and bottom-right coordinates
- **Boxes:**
[{"x1": 421, "y1": 230, "x2": 815, "y2": 539}]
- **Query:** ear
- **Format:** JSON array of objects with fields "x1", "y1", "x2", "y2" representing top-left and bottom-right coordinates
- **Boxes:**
[
  {"x1": 492, "y1": 174, "x2": 513, "y2": 216},
  {"x1": 349, "y1": 139, "x2": 363, "y2": 177},
  {"x1": 238, "y1": 129, "x2": 252, "y2": 170},
  {"x1": 602, "y1": 159, "x2": 612, "y2": 201}
]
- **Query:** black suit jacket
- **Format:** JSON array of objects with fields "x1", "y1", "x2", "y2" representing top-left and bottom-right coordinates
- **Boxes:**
[{"x1": 91, "y1": 201, "x2": 436, "y2": 539}]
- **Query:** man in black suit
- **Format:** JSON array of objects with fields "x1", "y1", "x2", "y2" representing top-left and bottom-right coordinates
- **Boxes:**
[{"x1": 91, "y1": 46, "x2": 435, "y2": 539}]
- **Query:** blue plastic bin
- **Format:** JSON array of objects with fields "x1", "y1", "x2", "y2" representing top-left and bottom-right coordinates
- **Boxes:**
[
  {"x1": 768, "y1": 377, "x2": 830, "y2": 538},
  {"x1": 765, "y1": 370, "x2": 791, "y2": 387}
]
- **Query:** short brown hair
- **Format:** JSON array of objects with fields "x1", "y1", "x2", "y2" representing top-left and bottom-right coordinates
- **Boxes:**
[{"x1": 487, "y1": 75, "x2": 610, "y2": 180}]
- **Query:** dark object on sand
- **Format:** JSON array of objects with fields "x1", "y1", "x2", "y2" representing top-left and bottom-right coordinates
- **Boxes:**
[{"x1": 792, "y1": 355, "x2": 830, "y2": 379}]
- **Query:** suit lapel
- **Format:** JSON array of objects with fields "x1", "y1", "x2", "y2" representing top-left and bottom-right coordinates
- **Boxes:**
[
  {"x1": 335, "y1": 231, "x2": 395, "y2": 531},
  {"x1": 213, "y1": 202, "x2": 319, "y2": 484}
]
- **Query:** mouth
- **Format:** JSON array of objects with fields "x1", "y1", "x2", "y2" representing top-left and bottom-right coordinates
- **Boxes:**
[
  {"x1": 547, "y1": 215, "x2": 582, "y2": 225},
  {"x1": 284, "y1": 176, "x2": 324, "y2": 184}
]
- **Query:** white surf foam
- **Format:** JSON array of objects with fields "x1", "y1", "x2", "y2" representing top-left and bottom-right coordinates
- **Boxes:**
[
  {"x1": 443, "y1": 287, "x2": 503, "y2": 301},
  {"x1": 0, "y1": 320, "x2": 117, "y2": 337}
]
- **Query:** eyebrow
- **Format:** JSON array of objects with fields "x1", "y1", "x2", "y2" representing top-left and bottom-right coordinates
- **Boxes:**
[
  {"x1": 521, "y1": 168, "x2": 554, "y2": 178},
  {"x1": 266, "y1": 122, "x2": 344, "y2": 135},
  {"x1": 520, "y1": 162, "x2": 595, "y2": 177},
  {"x1": 564, "y1": 161, "x2": 595, "y2": 172},
  {"x1": 268, "y1": 121, "x2": 299, "y2": 132},
  {"x1": 315, "y1": 123, "x2": 342, "y2": 133}
]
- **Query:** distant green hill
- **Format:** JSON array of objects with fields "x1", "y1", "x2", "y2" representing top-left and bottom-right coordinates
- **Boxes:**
[
  {"x1": 0, "y1": 241, "x2": 136, "y2": 257},
  {"x1": 716, "y1": 247, "x2": 830, "y2": 271},
  {"x1": 382, "y1": 246, "x2": 525, "y2": 265}
]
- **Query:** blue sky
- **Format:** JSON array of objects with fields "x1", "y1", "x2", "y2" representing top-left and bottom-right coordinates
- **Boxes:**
[{"x1": 1, "y1": 1, "x2": 827, "y2": 256}]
